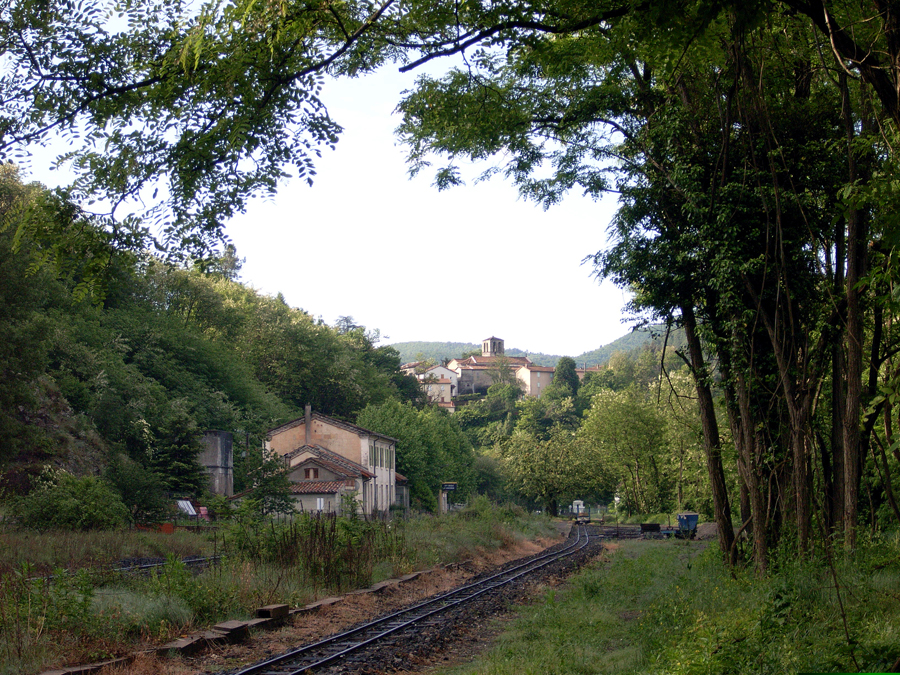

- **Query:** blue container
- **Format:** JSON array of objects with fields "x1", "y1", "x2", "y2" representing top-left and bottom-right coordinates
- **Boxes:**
[{"x1": 677, "y1": 512, "x2": 699, "y2": 532}]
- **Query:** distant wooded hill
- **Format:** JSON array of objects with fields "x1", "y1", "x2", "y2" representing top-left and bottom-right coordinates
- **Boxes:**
[{"x1": 388, "y1": 327, "x2": 686, "y2": 368}]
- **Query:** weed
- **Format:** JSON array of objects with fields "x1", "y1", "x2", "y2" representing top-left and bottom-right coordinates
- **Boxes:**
[
  {"x1": 1, "y1": 502, "x2": 556, "y2": 674},
  {"x1": 441, "y1": 538, "x2": 900, "y2": 675}
]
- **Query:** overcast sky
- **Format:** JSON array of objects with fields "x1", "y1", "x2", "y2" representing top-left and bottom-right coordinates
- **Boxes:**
[
  {"x1": 226, "y1": 67, "x2": 633, "y2": 356},
  {"x1": 25, "y1": 65, "x2": 634, "y2": 357}
]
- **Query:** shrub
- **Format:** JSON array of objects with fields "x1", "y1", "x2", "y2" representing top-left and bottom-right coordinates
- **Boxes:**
[
  {"x1": 9, "y1": 469, "x2": 129, "y2": 531},
  {"x1": 104, "y1": 455, "x2": 172, "y2": 524}
]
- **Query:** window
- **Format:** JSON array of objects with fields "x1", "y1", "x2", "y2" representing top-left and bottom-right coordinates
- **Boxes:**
[
  {"x1": 305, "y1": 468, "x2": 319, "y2": 480},
  {"x1": 316, "y1": 497, "x2": 324, "y2": 511}
]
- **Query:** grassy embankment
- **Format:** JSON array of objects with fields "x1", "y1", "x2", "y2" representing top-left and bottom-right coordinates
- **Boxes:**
[
  {"x1": 0, "y1": 500, "x2": 556, "y2": 675},
  {"x1": 440, "y1": 535, "x2": 900, "y2": 674}
]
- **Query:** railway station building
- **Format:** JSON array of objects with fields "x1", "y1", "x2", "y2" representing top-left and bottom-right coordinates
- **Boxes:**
[{"x1": 265, "y1": 406, "x2": 399, "y2": 515}]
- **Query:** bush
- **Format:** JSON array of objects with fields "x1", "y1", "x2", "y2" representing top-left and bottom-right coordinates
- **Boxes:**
[
  {"x1": 9, "y1": 469, "x2": 129, "y2": 531},
  {"x1": 104, "y1": 455, "x2": 172, "y2": 524}
]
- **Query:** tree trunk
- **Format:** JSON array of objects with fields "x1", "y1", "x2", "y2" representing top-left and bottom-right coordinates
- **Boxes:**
[
  {"x1": 739, "y1": 472, "x2": 752, "y2": 539},
  {"x1": 830, "y1": 317, "x2": 845, "y2": 533},
  {"x1": 841, "y1": 71, "x2": 868, "y2": 550},
  {"x1": 682, "y1": 304, "x2": 735, "y2": 562},
  {"x1": 735, "y1": 371, "x2": 769, "y2": 574},
  {"x1": 829, "y1": 210, "x2": 846, "y2": 534}
]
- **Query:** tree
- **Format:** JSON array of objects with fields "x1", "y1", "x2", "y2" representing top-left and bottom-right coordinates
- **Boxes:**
[
  {"x1": 412, "y1": 352, "x2": 437, "y2": 374},
  {"x1": 502, "y1": 426, "x2": 615, "y2": 515},
  {"x1": 471, "y1": 452, "x2": 510, "y2": 502},
  {"x1": 104, "y1": 454, "x2": 172, "y2": 524},
  {"x1": 0, "y1": 0, "x2": 401, "y2": 258},
  {"x1": 581, "y1": 387, "x2": 672, "y2": 514},
  {"x1": 335, "y1": 316, "x2": 362, "y2": 334},
  {"x1": 515, "y1": 395, "x2": 578, "y2": 441},
  {"x1": 487, "y1": 354, "x2": 518, "y2": 386},
  {"x1": 390, "y1": 0, "x2": 900, "y2": 568},
  {"x1": 357, "y1": 400, "x2": 475, "y2": 511},
  {"x1": 454, "y1": 382, "x2": 523, "y2": 448},
  {"x1": 238, "y1": 449, "x2": 294, "y2": 516},
  {"x1": 544, "y1": 356, "x2": 579, "y2": 400},
  {"x1": 9, "y1": 0, "x2": 900, "y2": 565}
]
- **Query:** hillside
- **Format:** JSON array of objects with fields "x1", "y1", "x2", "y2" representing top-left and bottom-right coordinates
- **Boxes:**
[
  {"x1": 387, "y1": 327, "x2": 680, "y2": 368},
  {"x1": 0, "y1": 172, "x2": 422, "y2": 499}
]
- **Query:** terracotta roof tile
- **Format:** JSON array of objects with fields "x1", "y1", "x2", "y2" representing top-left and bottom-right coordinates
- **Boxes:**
[
  {"x1": 283, "y1": 444, "x2": 375, "y2": 479},
  {"x1": 288, "y1": 481, "x2": 347, "y2": 495}
]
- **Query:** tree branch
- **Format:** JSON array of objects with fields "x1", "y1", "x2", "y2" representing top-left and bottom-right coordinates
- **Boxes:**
[{"x1": 399, "y1": 7, "x2": 631, "y2": 73}]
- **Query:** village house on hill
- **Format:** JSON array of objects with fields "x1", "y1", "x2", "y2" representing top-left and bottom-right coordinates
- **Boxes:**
[
  {"x1": 402, "y1": 336, "x2": 607, "y2": 405},
  {"x1": 265, "y1": 407, "x2": 401, "y2": 515},
  {"x1": 516, "y1": 363, "x2": 556, "y2": 397},
  {"x1": 447, "y1": 336, "x2": 534, "y2": 395},
  {"x1": 399, "y1": 362, "x2": 458, "y2": 410}
]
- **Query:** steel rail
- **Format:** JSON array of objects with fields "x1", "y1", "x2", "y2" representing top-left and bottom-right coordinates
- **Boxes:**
[
  {"x1": 26, "y1": 554, "x2": 223, "y2": 585},
  {"x1": 232, "y1": 525, "x2": 591, "y2": 675},
  {"x1": 111, "y1": 555, "x2": 223, "y2": 574}
]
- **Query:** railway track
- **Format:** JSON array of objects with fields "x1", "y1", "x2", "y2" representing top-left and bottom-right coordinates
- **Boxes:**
[
  {"x1": 28, "y1": 554, "x2": 222, "y2": 585},
  {"x1": 112, "y1": 554, "x2": 222, "y2": 575},
  {"x1": 228, "y1": 524, "x2": 594, "y2": 675}
]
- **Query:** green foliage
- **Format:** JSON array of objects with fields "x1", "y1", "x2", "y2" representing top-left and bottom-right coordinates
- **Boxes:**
[
  {"x1": 104, "y1": 454, "x2": 172, "y2": 524},
  {"x1": 10, "y1": 469, "x2": 129, "y2": 531},
  {"x1": 0, "y1": 529, "x2": 210, "y2": 577},
  {"x1": 0, "y1": 0, "x2": 385, "y2": 256},
  {"x1": 545, "y1": 356, "x2": 579, "y2": 399},
  {"x1": 399, "y1": 498, "x2": 558, "y2": 567},
  {"x1": 0, "y1": 563, "x2": 99, "y2": 670},
  {"x1": 471, "y1": 452, "x2": 511, "y2": 502},
  {"x1": 451, "y1": 537, "x2": 900, "y2": 675},
  {"x1": 453, "y1": 383, "x2": 520, "y2": 448},
  {"x1": 0, "y1": 164, "x2": 115, "y2": 303},
  {"x1": 147, "y1": 555, "x2": 239, "y2": 622},
  {"x1": 515, "y1": 395, "x2": 579, "y2": 441},
  {"x1": 235, "y1": 449, "x2": 294, "y2": 516},
  {"x1": 581, "y1": 386, "x2": 673, "y2": 513},
  {"x1": 575, "y1": 328, "x2": 680, "y2": 369},
  {"x1": 390, "y1": 0, "x2": 900, "y2": 560},
  {"x1": 223, "y1": 511, "x2": 402, "y2": 592},
  {"x1": 0, "y1": 501, "x2": 556, "y2": 673},
  {"x1": 357, "y1": 400, "x2": 475, "y2": 511},
  {"x1": 389, "y1": 341, "x2": 481, "y2": 364},
  {"x1": 502, "y1": 426, "x2": 616, "y2": 514},
  {"x1": 0, "y1": 170, "x2": 417, "y2": 496}
]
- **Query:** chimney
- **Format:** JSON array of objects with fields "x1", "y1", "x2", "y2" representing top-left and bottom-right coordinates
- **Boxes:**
[{"x1": 305, "y1": 404, "x2": 311, "y2": 446}]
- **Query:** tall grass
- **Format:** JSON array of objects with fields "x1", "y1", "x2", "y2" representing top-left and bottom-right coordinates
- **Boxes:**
[
  {"x1": 0, "y1": 529, "x2": 211, "y2": 575},
  {"x1": 0, "y1": 501, "x2": 555, "y2": 674},
  {"x1": 441, "y1": 535, "x2": 900, "y2": 675},
  {"x1": 222, "y1": 511, "x2": 405, "y2": 593},
  {"x1": 400, "y1": 497, "x2": 558, "y2": 568}
]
